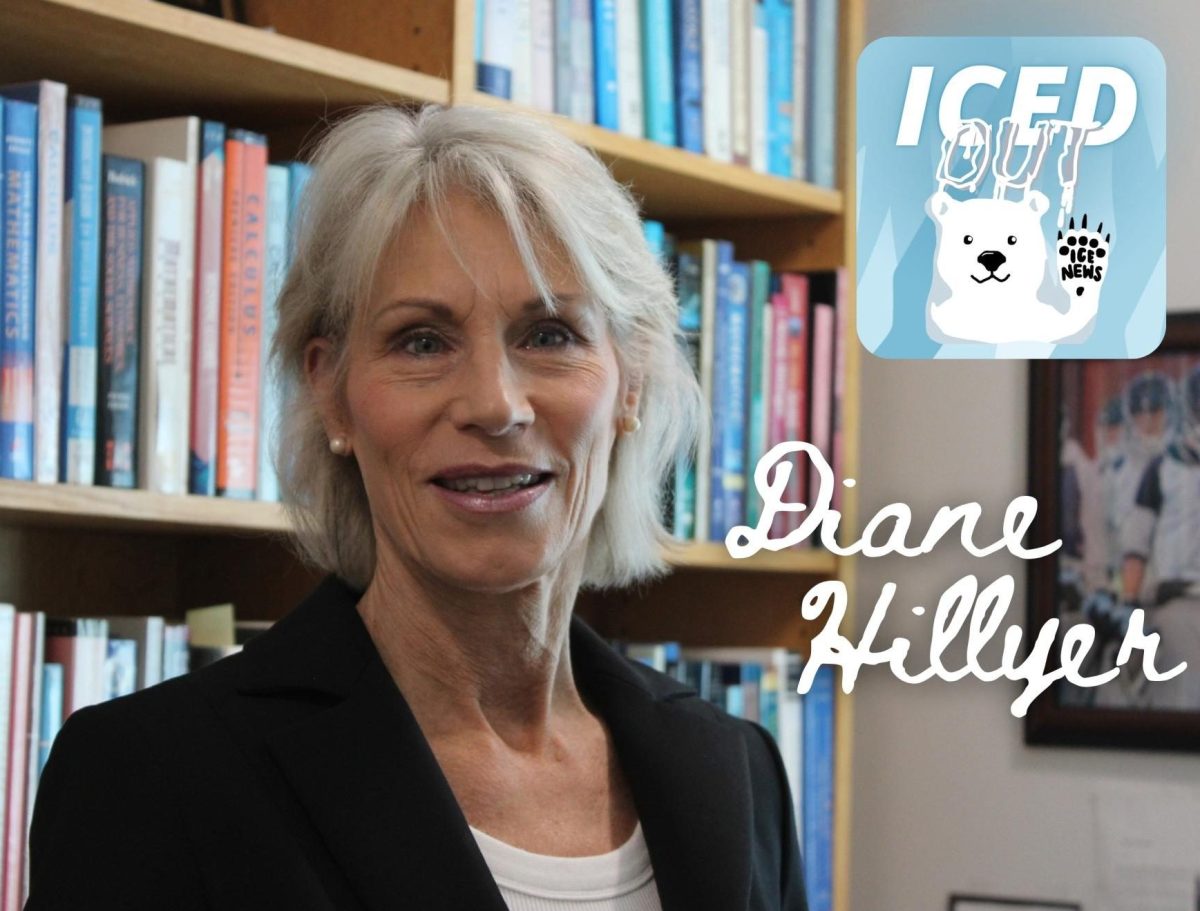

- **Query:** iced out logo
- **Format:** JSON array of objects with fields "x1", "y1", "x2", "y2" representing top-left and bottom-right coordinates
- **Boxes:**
[{"x1": 856, "y1": 38, "x2": 1165, "y2": 359}]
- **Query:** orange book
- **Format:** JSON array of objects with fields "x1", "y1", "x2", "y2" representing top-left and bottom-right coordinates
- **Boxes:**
[{"x1": 216, "y1": 130, "x2": 267, "y2": 498}]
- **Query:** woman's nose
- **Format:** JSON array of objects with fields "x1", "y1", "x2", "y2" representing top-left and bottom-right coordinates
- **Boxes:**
[{"x1": 450, "y1": 343, "x2": 534, "y2": 436}]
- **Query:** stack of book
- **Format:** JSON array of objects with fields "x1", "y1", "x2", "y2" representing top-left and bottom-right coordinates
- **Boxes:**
[
  {"x1": 619, "y1": 640, "x2": 836, "y2": 911},
  {"x1": 0, "y1": 79, "x2": 311, "y2": 502},
  {"x1": 645, "y1": 222, "x2": 848, "y2": 547},
  {"x1": 475, "y1": 0, "x2": 840, "y2": 186}
]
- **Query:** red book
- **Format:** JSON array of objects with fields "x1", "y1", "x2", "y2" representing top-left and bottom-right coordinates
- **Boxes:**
[{"x1": 216, "y1": 130, "x2": 267, "y2": 498}]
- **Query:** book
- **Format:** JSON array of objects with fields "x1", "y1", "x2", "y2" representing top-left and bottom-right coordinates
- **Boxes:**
[
  {"x1": 593, "y1": 0, "x2": 619, "y2": 130},
  {"x1": 105, "y1": 615, "x2": 165, "y2": 691},
  {"x1": 567, "y1": 0, "x2": 596, "y2": 123},
  {"x1": 808, "y1": 286, "x2": 836, "y2": 503},
  {"x1": 20, "y1": 609, "x2": 43, "y2": 903},
  {"x1": 36, "y1": 663, "x2": 62, "y2": 779},
  {"x1": 730, "y1": 0, "x2": 751, "y2": 165},
  {"x1": 216, "y1": 130, "x2": 267, "y2": 499},
  {"x1": 615, "y1": 0, "x2": 644, "y2": 137},
  {"x1": 476, "y1": 0, "x2": 516, "y2": 98},
  {"x1": 790, "y1": 0, "x2": 809, "y2": 179},
  {"x1": 44, "y1": 617, "x2": 107, "y2": 718},
  {"x1": 0, "y1": 605, "x2": 14, "y2": 896},
  {"x1": 701, "y1": 0, "x2": 733, "y2": 162},
  {"x1": 749, "y1": 0, "x2": 769, "y2": 172},
  {"x1": 765, "y1": 0, "x2": 794, "y2": 177},
  {"x1": 190, "y1": 120, "x2": 226, "y2": 496},
  {"x1": 530, "y1": 0, "x2": 555, "y2": 111},
  {"x1": 60, "y1": 95, "x2": 104, "y2": 486},
  {"x1": 95, "y1": 156, "x2": 145, "y2": 489},
  {"x1": 673, "y1": 246, "x2": 702, "y2": 540},
  {"x1": 745, "y1": 260, "x2": 771, "y2": 528},
  {"x1": 642, "y1": 0, "x2": 677, "y2": 145},
  {"x1": 0, "y1": 99, "x2": 38, "y2": 481},
  {"x1": 802, "y1": 663, "x2": 835, "y2": 911},
  {"x1": 831, "y1": 268, "x2": 848, "y2": 512},
  {"x1": 283, "y1": 161, "x2": 312, "y2": 265},
  {"x1": 257, "y1": 163, "x2": 290, "y2": 503},
  {"x1": 673, "y1": 0, "x2": 704, "y2": 153},
  {"x1": 3, "y1": 81, "x2": 67, "y2": 486},
  {"x1": 104, "y1": 638, "x2": 138, "y2": 699},
  {"x1": 3, "y1": 612, "x2": 34, "y2": 911},
  {"x1": 777, "y1": 273, "x2": 810, "y2": 541},
  {"x1": 806, "y1": 0, "x2": 838, "y2": 187},
  {"x1": 711, "y1": 257, "x2": 748, "y2": 542},
  {"x1": 676, "y1": 240, "x2": 718, "y2": 541},
  {"x1": 510, "y1": 0, "x2": 534, "y2": 106},
  {"x1": 103, "y1": 117, "x2": 200, "y2": 496}
]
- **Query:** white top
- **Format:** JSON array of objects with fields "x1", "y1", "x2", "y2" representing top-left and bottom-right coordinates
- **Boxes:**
[{"x1": 468, "y1": 822, "x2": 663, "y2": 911}]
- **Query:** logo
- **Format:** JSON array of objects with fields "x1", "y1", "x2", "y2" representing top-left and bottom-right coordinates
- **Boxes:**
[{"x1": 856, "y1": 38, "x2": 1166, "y2": 359}]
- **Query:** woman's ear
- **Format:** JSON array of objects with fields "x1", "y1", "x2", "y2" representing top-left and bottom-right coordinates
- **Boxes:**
[
  {"x1": 622, "y1": 369, "x2": 644, "y2": 418},
  {"x1": 305, "y1": 337, "x2": 349, "y2": 443}
]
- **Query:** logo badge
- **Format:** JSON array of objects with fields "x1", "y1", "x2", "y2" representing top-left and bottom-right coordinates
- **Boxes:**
[{"x1": 856, "y1": 38, "x2": 1166, "y2": 358}]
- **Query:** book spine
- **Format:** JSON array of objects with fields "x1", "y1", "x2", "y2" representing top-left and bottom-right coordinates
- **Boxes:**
[
  {"x1": 642, "y1": 0, "x2": 676, "y2": 145},
  {"x1": 707, "y1": 241, "x2": 734, "y2": 541},
  {"x1": 673, "y1": 0, "x2": 703, "y2": 153},
  {"x1": 61, "y1": 95, "x2": 103, "y2": 486},
  {"x1": 749, "y1": 0, "x2": 769, "y2": 172},
  {"x1": 20, "y1": 610, "x2": 42, "y2": 903},
  {"x1": 615, "y1": 0, "x2": 644, "y2": 137},
  {"x1": 673, "y1": 248, "x2": 702, "y2": 539},
  {"x1": 95, "y1": 156, "x2": 144, "y2": 489},
  {"x1": 766, "y1": 0, "x2": 794, "y2": 177},
  {"x1": 700, "y1": 0, "x2": 732, "y2": 162},
  {"x1": 745, "y1": 260, "x2": 770, "y2": 529},
  {"x1": 190, "y1": 121, "x2": 226, "y2": 496},
  {"x1": 3, "y1": 612, "x2": 32, "y2": 911},
  {"x1": 790, "y1": 0, "x2": 809, "y2": 179},
  {"x1": 809, "y1": 296, "x2": 834, "y2": 504},
  {"x1": 511, "y1": 0, "x2": 534, "y2": 106},
  {"x1": 0, "y1": 605, "x2": 16, "y2": 859},
  {"x1": 554, "y1": 0, "x2": 574, "y2": 115},
  {"x1": 807, "y1": 0, "x2": 837, "y2": 188},
  {"x1": 137, "y1": 158, "x2": 192, "y2": 495},
  {"x1": 284, "y1": 161, "x2": 312, "y2": 268},
  {"x1": 729, "y1": 0, "x2": 750, "y2": 165},
  {"x1": 715, "y1": 259, "x2": 748, "y2": 538},
  {"x1": 216, "y1": 131, "x2": 266, "y2": 498},
  {"x1": 831, "y1": 267, "x2": 846, "y2": 512},
  {"x1": 530, "y1": 0, "x2": 555, "y2": 111},
  {"x1": 36, "y1": 664, "x2": 61, "y2": 779},
  {"x1": 258, "y1": 164, "x2": 289, "y2": 503},
  {"x1": 693, "y1": 239, "x2": 716, "y2": 541},
  {"x1": 781, "y1": 273, "x2": 809, "y2": 540},
  {"x1": 103, "y1": 639, "x2": 138, "y2": 699},
  {"x1": 477, "y1": 0, "x2": 516, "y2": 98},
  {"x1": 593, "y1": 0, "x2": 619, "y2": 130},
  {"x1": 767, "y1": 289, "x2": 789, "y2": 540},
  {"x1": 802, "y1": 663, "x2": 834, "y2": 911},
  {"x1": 568, "y1": 0, "x2": 596, "y2": 123},
  {"x1": 0, "y1": 101, "x2": 37, "y2": 481}
]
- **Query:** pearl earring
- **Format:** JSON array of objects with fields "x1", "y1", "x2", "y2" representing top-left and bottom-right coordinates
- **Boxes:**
[
  {"x1": 329, "y1": 436, "x2": 349, "y2": 455},
  {"x1": 621, "y1": 415, "x2": 641, "y2": 434}
]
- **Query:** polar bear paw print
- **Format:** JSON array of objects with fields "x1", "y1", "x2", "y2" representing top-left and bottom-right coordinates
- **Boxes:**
[{"x1": 1057, "y1": 214, "x2": 1110, "y2": 301}]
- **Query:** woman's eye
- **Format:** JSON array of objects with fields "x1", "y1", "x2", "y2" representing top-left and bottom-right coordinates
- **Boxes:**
[
  {"x1": 397, "y1": 332, "x2": 444, "y2": 356},
  {"x1": 526, "y1": 323, "x2": 575, "y2": 348}
]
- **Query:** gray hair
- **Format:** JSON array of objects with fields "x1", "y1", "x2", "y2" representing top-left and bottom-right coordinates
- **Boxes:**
[{"x1": 271, "y1": 104, "x2": 704, "y2": 592}]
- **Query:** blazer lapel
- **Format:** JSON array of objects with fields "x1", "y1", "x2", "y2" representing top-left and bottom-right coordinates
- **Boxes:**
[{"x1": 571, "y1": 620, "x2": 754, "y2": 911}]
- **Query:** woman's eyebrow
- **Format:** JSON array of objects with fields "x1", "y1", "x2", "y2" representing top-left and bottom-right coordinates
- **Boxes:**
[{"x1": 372, "y1": 293, "x2": 586, "y2": 326}]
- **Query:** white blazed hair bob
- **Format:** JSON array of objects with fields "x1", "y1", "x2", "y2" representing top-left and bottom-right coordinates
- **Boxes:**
[{"x1": 271, "y1": 103, "x2": 704, "y2": 593}]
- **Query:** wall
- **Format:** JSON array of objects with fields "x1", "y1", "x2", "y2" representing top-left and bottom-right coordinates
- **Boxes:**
[{"x1": 851, "y1": 3, "x2": 1198, "y2": 909}]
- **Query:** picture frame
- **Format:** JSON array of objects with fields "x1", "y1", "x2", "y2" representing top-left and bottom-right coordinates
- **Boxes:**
[
  {"x1": 1026, "y1": 312, "x2": 1200, "y2": 751},
  {"x1": 948, "y1": 895, "x2": 1081, "y2": 911}
]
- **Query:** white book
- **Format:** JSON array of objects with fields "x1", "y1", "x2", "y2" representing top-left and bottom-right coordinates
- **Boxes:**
[
  {"x1": 21, "y1": 610, "x2": 43, "y2": 901},
  {"x1": 791, "y1": 0, "x2": 809, "y2": 179},
  {"x1": 615, "y1": 0, "x2": 644, "y2": 138},
  {"x1": 258, "y1": 165, "x2": 290, "y2": 503},
  {"x1": 103, "y1": 119, "x2": 199, "y2": 495},
  {"x1": 0, "y1": 605, "x2": 15, "y2": 867},
  {"x1": 568, "y1": 0, "x2": 595, "y2": 122},
  {"x1": 701, "y1": 0, "x2": 733, "y2": 161},
  {"x1": 6, "y1": 82, "x2": 68, "y2": 485},
  {"x1": 511, "y1": 0, "x2": 534, "y2": 105},
  {"x1": 684, "y1": 239, "x2": 718, "y2": 541},
  {"x1": 481, "y1": 0, "x2": 517, "y2": 95},
  {"x1": 530, "y1": 0, "x2": 556, "y2": 111},
  {"x1": 730, "y1": 0, "x2": 750, "y2": 164},
  {"x1": 750, "y1": 0, "x2": 769, "y2": 172},
  {"x1": 106, "y1": 615, "x2": 165, "y2": 691}
]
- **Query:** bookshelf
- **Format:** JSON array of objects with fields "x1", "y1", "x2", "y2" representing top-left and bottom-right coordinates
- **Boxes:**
[{"x1": 0, "y1": 0, "x2": 863, "y2": 908}]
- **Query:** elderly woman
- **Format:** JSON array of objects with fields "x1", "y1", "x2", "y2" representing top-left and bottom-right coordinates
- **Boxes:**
[{"x1": 27, "y1": 105, "x2": 807, "y2": 910}]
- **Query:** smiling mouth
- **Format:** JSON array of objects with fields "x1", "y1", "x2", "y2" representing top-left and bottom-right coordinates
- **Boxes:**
[
  {"x1": 431, "y1": 472, "x2": 553, "y2": 495},
  {"x1": 971, "y1": 273, "x2": 1010, "y2": 284}
]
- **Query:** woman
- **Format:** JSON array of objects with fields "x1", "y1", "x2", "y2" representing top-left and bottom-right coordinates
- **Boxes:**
[{"x1": 26, "y1": 104, "x2": 807, "y2": 910}]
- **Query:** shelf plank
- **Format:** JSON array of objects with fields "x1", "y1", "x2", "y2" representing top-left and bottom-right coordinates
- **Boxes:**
[
  {"x1": 0, "y1": 480, "x2": 289, "y2": 535},
  {"x1": 465, "y1": 91, "x2": 844, "y2": 220},
  {"x1": 662, "y1": 540, "x2": 836, "y2": 574},
  {"x1": 0, "y1": 0, "x2": 448, "y2": 125}
]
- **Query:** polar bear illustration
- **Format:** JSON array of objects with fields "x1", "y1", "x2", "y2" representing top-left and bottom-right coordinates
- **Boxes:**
[{"x1": 925, "y1": 190, "x2": 1109, "y2": 345}]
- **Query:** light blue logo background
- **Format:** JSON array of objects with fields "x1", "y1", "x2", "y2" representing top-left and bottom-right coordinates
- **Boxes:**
[{"x1": 856, "y1": 37, "x2": 1165, "y2": 359}]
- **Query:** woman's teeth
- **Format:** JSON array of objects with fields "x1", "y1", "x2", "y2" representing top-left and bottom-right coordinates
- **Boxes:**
[{"x1": 441, "y1": 473, "x2": 538, "y2": 493}]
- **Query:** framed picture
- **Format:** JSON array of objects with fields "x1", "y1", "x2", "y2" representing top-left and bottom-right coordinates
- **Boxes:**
[
  {"x1": 948, "y1": 896, "x2": 1080, "y2": 911},
  {"x1": 1027, "y1": 312, "x2": 1200, "y2": 751}
]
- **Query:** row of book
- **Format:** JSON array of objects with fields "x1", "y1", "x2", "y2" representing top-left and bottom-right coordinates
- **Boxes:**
[
  {"x1": 645, "y1": 222, "x2": 847, "y2": 545},
  {"x1": 474, "y1": 0, "x2": 839, "y2": 186},
  {"x1": 0, "y1": 78, "x2": 311, "y2": 500},
  {"x1": 617, "y1": 641, "x2": 835, "y2": 911}
]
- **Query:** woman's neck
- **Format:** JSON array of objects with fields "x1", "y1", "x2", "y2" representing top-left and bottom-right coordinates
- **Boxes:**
[{"x1": 355, "y1": 555, "x2": 592, "y2": 754}]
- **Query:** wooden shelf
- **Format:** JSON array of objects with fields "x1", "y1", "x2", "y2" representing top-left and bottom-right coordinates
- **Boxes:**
[
  {"x1": 0, "y1": 0, "x2": 449, "y2": 125},
  {"x1": 662, "y1": 540, "x2": 836, "y2": 574},
  {"x1": 465, "y1": 91, "x2": 844, "y2": 220}
]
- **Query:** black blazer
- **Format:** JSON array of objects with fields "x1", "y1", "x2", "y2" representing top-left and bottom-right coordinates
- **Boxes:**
[{"x1": 26, "y1": 575, "x2": 808, "y2": 910}]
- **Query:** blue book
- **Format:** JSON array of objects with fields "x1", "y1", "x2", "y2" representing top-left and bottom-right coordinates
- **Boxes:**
[
  {"x1": 258, "y1": 165, "x2": 291, "y2": 503},
  {"x1": 284, "y1": 161, "x2": 312, "y2": 268},
  {"x1": 60, "y1": 95, "x2": 104, "y2": 485},
  {"x1": 0, "y1": 98, "x2": 38, "y2": 481},
  {"x1": 710, "y1": 253, "x2": 748, "y2": 542},
  {"x1": 95, "y1": 156, "x2": 145, "y2": 489},
  {"x1": 38, "y1": 662, "x2": 64, "y2": 778},
  {"x1": 802, "y1": 663, "x2": 835, "y2": 911},
  {"x1": 593, "y1": 0, "x2": 619, "y2": 130},
  {"x1": 642, "y1": 219, "x2": 665, "y2": 258},
  {"x1": 745, "y1": 260, "x2": 771, "y2": 528},
  {"x1": 765, "y1": 0, "x2": 794, "y2": 177},
  {"x1": 642, "y1": 0, "x2": 677, "y2": 145},
  {"x1": 673, "y1": 249, "x2": 701, "y2": 539},
  {"x1": 672, "y1": 0, "x2": 703, "y2": 153},
  {"x1": 807, "y1": 0, "x2": 838, "y2": 187},
  {"x1": 721, "y1": 664, "x2": 744, "y2": 717}
]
